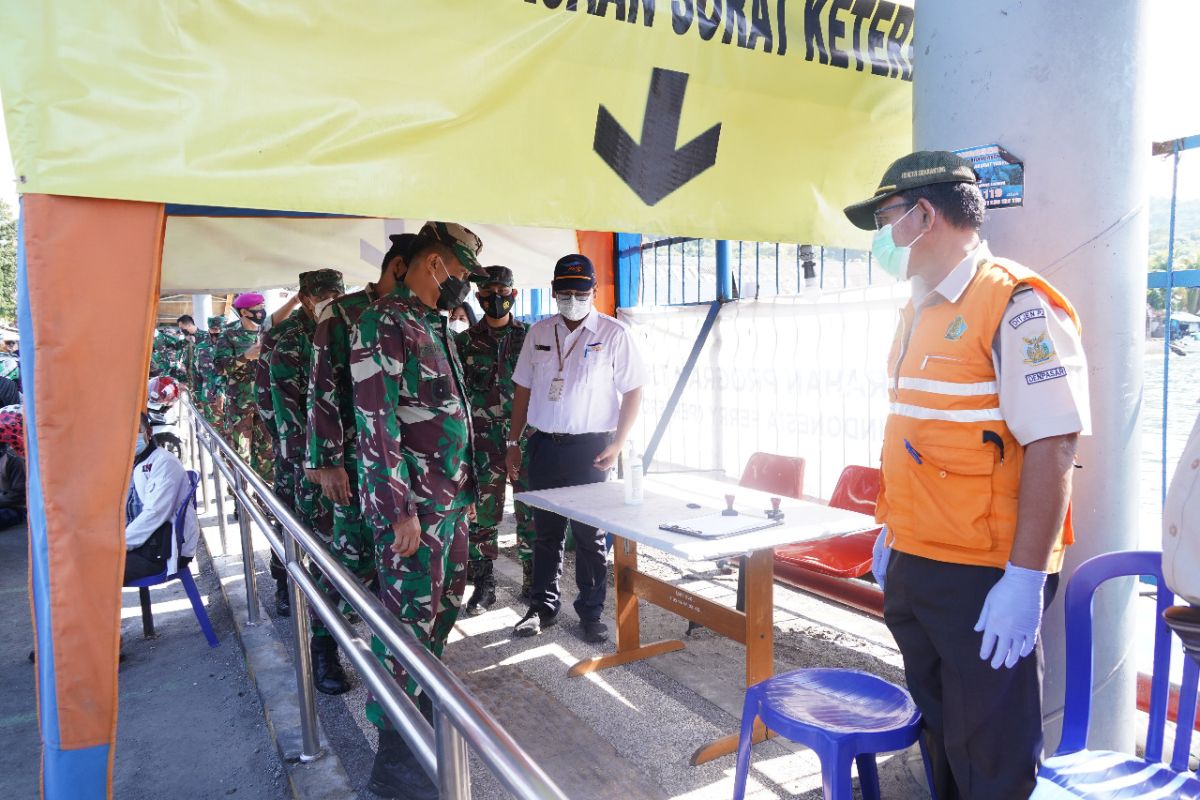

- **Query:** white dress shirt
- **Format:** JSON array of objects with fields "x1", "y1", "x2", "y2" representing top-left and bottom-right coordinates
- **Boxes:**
[
  {"x1": 512, "y1": 309, "x2": 647, "y2": 434},
  {"x1": 912, "y1": 241, "x2": 1091, "y2": 446},
  {"x1": 1164, "y1": 411, "x2": 1200, "y2": 605}
]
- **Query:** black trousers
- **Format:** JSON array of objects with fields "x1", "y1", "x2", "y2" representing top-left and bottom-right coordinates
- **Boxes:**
[
  {"x1": 884, "y1": 551, "x2": 1060, "y2": 800},
  {"x1": 526, "y1": 431, "x2": 612, "y2": 622}
]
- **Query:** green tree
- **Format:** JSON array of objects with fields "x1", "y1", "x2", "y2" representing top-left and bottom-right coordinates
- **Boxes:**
[{"x1": 0, "y1": 199, "x2": 14, "y2": 325}]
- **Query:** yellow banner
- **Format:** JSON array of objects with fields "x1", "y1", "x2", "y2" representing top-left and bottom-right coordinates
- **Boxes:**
[{"x1": 0, "y1": 1, "x2": 912, "y2": 246}]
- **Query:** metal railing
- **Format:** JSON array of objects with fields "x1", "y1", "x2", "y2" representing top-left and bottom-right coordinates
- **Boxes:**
[{"x1": 183, "y1": 399, "x2": 568, "y2": 800}]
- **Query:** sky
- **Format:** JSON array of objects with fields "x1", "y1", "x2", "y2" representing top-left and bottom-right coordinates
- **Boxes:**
[{"x1": 2, "y1": 3, "x2": 1199, "y2": 212}]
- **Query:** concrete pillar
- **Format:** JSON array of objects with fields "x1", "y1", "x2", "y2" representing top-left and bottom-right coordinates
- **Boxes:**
[
  {"x1": 191, "y1": 294, "x2": 212, "y2": 324},
  {"x1": 913, "y1": 2, "x2": 1148, "y2": 752}
]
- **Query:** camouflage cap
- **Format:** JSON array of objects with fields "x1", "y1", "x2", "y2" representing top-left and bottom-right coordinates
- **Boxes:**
[
  {"x1": 299, "y1": 268, "x2": 345, "y2": 296},
  {"x1": 206, "y1": 315, "x2": 226, "y2": 329},
  {"x1": 843, "y1": 150, "x2": 979, "y2": 231},
  {"x1": 482, "y1": 265, "x2": 515, "y2": 287},
  {"x1": 418, "y1": 221, "x2": 487, "y2": 279}
]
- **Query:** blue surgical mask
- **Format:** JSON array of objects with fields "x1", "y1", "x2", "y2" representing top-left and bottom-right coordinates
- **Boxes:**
[
  {"x1": 871, "y1": 205, "x2": 925, "y2": 281},
  {"x1": 134, "y1": 433, "x2": 148, "y2": 456}
]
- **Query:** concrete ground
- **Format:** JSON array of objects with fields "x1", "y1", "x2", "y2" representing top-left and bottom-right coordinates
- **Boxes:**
[
  {"x1": 225, "y1": 488, "x2": 929, "y2": 800},
  {"x1": 0, "y1": 519, "x2": 288, "y2": 800}
]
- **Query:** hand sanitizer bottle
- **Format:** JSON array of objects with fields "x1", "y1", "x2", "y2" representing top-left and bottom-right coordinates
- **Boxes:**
[{"x1": 624, "y1": 440, "x2": 643, "y2": 505}]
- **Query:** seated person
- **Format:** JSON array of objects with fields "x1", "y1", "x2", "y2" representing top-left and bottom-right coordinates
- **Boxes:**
[
  {"x1": 125, "y1": 413, "x2": 200, "y2": 582},
  {"x1": 0, "y1": 404, "x2": 26, "y2": 530}
]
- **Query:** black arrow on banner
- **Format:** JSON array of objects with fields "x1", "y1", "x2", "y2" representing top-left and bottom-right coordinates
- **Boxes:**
[{"x1": 594, "y1": 68, "x2": 722, "y2": 207}]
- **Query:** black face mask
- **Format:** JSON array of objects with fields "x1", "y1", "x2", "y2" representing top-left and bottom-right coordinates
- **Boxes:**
[
  {"x1": 481, "y1": 293, "x2": 513, "y2": 320},
  {"x1": 434, "y1": 263, "x2": 471, "y2": 312},
  {"x1": 244, "y1": 309, "x2": 267, "y2": 325}
]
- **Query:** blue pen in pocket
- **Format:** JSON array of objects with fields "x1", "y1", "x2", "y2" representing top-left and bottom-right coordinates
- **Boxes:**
[{"x1": 904, "y1": 439, "x2": 923, "y2": 465}]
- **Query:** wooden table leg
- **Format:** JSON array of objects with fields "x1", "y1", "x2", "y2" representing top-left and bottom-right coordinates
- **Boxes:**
[
  {"x1": 569, "y1": 536, "x2": 686, "y2": 677},
  {"x1": 689, "y1": 548, "x2": 777, "y2": 765}
]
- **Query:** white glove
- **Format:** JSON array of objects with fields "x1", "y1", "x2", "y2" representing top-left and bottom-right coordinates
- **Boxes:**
[{"x1": 974, "y1": 562, "x2": 1048, "y2": 669}]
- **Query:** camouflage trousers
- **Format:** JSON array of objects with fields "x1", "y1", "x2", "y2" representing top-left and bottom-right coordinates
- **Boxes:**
[
  {"x1": 367, "y1": 508, "x2": 468, "y2": 728},
  {"x1": 331, "y1": 457, "x2": 376, "y2": 584},
  {"x1": 293, "y1": 461, "x2": 339, "y2": 638},
  {"x1": 225, "y1": 409, "x2": 272, "y2": 485},
  {"x1": 469, "y1": 458, "x2": 534, "y2": 564}
]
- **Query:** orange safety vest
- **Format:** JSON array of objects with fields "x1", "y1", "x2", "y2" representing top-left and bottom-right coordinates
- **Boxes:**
[{"x1": 876, "y1": 257, "x2": 1081, "y2": 571}]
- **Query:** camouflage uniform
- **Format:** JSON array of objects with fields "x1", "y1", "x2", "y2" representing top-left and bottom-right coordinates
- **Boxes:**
[
  {"x1": 271, "y1": 292, "x2": 345, "y2": 638},
  {"x1": 214, "y1": 320, "x2": 273, "y2": 484},
  {"x1": 350, "y1": 283, "x2": 476, "y2": 721},
  {"x1": 305, "y1": 285, "x2": 381, "y2": 585},
  {"x1": 255, "y1": 314, "x2": 298, "y2": 509},
  {"x1": 192, "y1": 316, "x2": 226, "y2": 423},
  {"x1": 149, "y1": 328, "x2": 184, "y2": 378},
  {"x1": 455, "y1": 318, "x2": 535, "y2": 564}
]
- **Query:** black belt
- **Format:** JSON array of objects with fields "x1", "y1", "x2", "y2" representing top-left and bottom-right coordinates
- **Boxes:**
[{"x1": 532, "y1": 431, "x2": 613, "y2": 444}]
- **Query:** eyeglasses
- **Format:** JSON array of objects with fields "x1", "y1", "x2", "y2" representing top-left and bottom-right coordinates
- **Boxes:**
[
  {"x1": 873, "y1": 201, "x2": 914, "y2": 231},
  {"x1": 554, "y1": 291, "x2": 591, "y2": 301}
]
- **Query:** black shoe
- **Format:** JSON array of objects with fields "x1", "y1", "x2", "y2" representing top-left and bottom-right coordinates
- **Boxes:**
[
  {"x1": 580, "y1": 619, "x2": 609, "y2": 644},
  {"x1": 518, "y1": 560, "x2": 533, "y2": 602},
  {"x1": 310, "y1": 637, "x2": 351, "y2": 695},
  {"x1": 368, "y1": 728, "x2": 439, "y2": 800},
  {"x1": 274, "y1": 579, "x2": 291, "y2": 617},
  {"x1": 513, "y1": 607, "x2": 559, "y2": 638},
  {"x1": 463, "y1": 560, "x2": 497, "y2": 616}
]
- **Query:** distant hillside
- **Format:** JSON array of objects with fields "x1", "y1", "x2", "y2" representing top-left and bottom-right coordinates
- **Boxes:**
[{"x1": 1150, "y1": 197, "x2": 1200, "y2": 256}]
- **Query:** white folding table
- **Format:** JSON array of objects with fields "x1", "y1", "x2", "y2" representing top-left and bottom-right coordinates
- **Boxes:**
[{"x1": 516, "y1": 473, "x2": 876, "y2": 764}]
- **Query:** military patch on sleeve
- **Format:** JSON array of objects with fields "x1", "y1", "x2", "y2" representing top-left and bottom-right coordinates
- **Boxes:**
[
  {"x1": 1022, "y1": 332, "x2": 1055, "y2": 365},
  {"x1": 1009, "y1": 308, "x2": 1045, "y2": 329},
  {"x1": 418, "y1": 343, "x2": 439, "y2": 359},
  {"x1": 1025, "y1": 366, "x2": 1067, "y2": 385}
]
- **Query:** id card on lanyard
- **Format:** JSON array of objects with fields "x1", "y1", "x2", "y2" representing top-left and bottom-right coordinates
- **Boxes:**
[{"x1": 549, "y1": 325, "x2": 582, "y2": 402}]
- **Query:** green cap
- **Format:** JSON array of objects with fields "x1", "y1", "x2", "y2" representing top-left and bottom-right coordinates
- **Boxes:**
[
  {"x1": 206, "y1": 315, "x2": 226, "y2": 329},
  {"x1": 482, "y1": 265, "x2": 514, "y2": 287},
  {"x1": 418, "y1": 221, "x2": 488, "y2": 279},
  {"x1": 843, "y1": 150, "x2": 978, "y2": 231},
  {"x1": 299, "y1": 268, "x2": 345, "y2": 296}
]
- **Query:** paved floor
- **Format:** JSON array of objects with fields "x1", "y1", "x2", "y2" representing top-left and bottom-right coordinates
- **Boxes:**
[{"x1": 0, "y1": 520, "x2": 288, "y2": 800}]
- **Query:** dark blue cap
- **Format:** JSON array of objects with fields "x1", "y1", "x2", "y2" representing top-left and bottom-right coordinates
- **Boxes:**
[{"x1": 552, "y1": 254, "x2": 595, "y2": 292}]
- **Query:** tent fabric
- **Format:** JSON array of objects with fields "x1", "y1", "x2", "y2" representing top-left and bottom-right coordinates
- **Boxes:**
[
  {"x1": 21, "y1": 195, "x2": 164, "y2": 798},
  {"x1": 161, "y1": 216, "x2": 581, "y2": 293}
]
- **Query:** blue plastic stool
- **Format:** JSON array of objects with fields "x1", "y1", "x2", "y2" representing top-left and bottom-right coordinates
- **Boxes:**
[{"x1": 732, "y1": 668, "x2": 932, "y2": 800}]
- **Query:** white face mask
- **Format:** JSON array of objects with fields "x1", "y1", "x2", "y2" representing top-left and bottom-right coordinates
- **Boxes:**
[
  {"x1": 556, "y1": 293, "x2": 592, "y2": 322},
  {"x1": 448, "y1": 319, "x2": 470, "y2": 334},
  {"x1": 313, "y1": 298, "x2": 336, "y2": 321}
]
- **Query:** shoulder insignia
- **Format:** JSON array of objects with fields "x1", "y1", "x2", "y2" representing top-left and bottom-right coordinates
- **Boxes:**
[
  {"x1": 1022, "y1": 332, "x2": 1055, "y2": 365},
  {"x1": 1009, "y1": 307, "x2": 1045, "y2": 329}
]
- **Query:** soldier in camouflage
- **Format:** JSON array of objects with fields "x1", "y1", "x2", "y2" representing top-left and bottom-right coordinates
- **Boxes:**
[
  {"x1": 192, "y1": 315, "x2": 226, "y2": 423},
  {"x1": 305, "y1": 234, "x2": 420, "y2": 595},
  {"x1": 455, "y1": 265, "x2": 536, "y2": 614},
  {"x1": 149, "y1": 326, "x2": 185, "y2": 379},
  {"x1": 214, "y1": 293, "x2": 273, "y2": 485},
  {"x1": 175, "y1": 315, "x2": 199, "y2": 386},
  {"x1": 254, "y1": 301, "x2": 301, "y2": 617},
  {"x1": 351, "y1": 222, "x2": 486, "y2": 800},
  {"x1": 270, "y1": 269, "x2": 350, "y2": 694}
]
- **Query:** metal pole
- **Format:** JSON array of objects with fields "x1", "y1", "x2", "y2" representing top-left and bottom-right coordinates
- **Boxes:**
[
  {"x1": 437, "y1": 709, "x2": 472, "y2": 800},
  {"x1": 285, "y1": 534, "x2": 323, "y2": 762},
  {"x1": 193, "y1": 416, "x2": 212, "y2": 516},
  {"x1": 209, "y1": 439, "x2": 229, "y2": 555},
  {"x1": 715, "y1": 240, "x2": 732, "y2": 302},
  {"x1": 914, "y1": 0, "x2": 1146, "y2": 753},
  {"x1": 236, "y1": 473, "x2": 260, "y2": 625},
  {"x1": 1162, "y1": 146, "x2": 1180, "y2": 507}
]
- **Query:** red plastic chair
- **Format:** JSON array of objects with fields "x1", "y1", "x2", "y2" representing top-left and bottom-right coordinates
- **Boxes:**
[
  {"x1": 775, "y1": 466, "x2": 882, "y2": 580},
  {"x1": 739, "y1": 452, "x2": 805, "y2": 500}
]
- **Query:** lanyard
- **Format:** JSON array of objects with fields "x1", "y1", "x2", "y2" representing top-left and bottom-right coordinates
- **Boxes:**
[{"x1": 553, "y1": 324, "x2": 584, "y2": 375}]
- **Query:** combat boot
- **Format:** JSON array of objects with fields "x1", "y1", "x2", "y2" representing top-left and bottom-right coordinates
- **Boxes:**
[
  {"x1": 463, "y1": 560, "x2": 496, "y2": 616},
  {"x1": 368, "y1": 728, "x2": 439, "y2": 800},
  {"x1": 274, "y1": 578, "x2": 291, "y2": 617},
  {"x1": 310, "y1": 636, "x2": 350, "y2": 695},
  {"x1": 518, "y1": 559, "x2": 533, "y2": 602}
]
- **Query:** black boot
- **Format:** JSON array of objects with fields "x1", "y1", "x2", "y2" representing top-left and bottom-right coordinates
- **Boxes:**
[
  {"x1": 368, "y1": 728, "x2": 439, "y2": 800},
  {"x1": 463, "y1": 560, "x2": 497, "y2": 616},
  {"x1": 274, "y1": 578, "x2": 291, "y2": 617},
  {"x1": 310, "y1": 636, "x2": 350, "y2": 695},
  {"x1": 518, "y1": 559, "x2": 533, "y2": 602}
]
